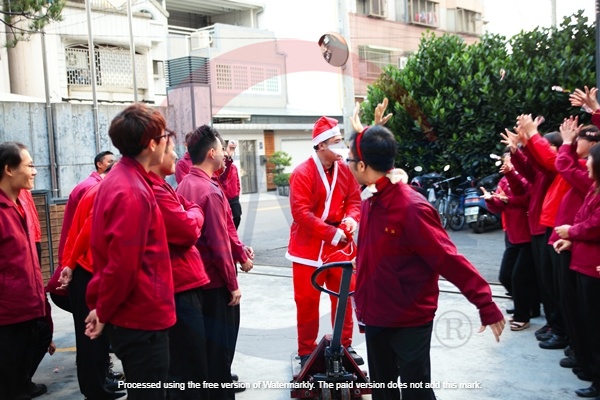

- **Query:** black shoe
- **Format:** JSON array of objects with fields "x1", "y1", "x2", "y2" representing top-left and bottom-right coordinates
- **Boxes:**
[
  {"x1": 346, "y1": 346, "x2": 364, "y2": 366},
  {"x1": 104, "y1": 377, "x2": 126, "y2": 393},
  {"x1": 107, "y1": 369, "x2": 124, "y2": 381},
  {"x1": 565, "y1": 346, "x2": 575, "y2": 358},
  {"x1": 30, "y1": 382, "x2": 47, "y2": 398},
  {"x1": 575, "y1": 384, "x2": 600, "y2": 398},
  {"x1": 299, "y1": 354, "x2": 310, "y2": 368},
  {"x1": 539, "y1": 335, "x2": 568, "y2": 350},
  {"x1": 560, "y1": 357, "x2": 578, "y2": 368},
  {"x1": 535, "y1": 325, "x2": 552, "y2": 341},
  {"x1": 231, "y1": 373, "x2": 239, "y2": 382},
  {"x1": 506, "y1": 308, "x2": 515, "y2": 314}
]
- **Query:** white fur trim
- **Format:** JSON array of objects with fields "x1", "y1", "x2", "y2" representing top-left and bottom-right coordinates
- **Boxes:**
[
  {"x1": 331, "y1": 228, "x2": 344, "y2": 246},
  {"x1": 312, "y1": 125, "x2": 341, "y2": 145},
  {"x1": 285, "y1": 251, "x2": 322, "y2": 267}
]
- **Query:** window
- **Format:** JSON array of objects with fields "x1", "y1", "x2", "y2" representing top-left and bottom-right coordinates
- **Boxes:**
[
  {"x1": 358, "y1": 46, "x2": 399, "y2": 79},
  {"x1": 455, "y1": 8, "x2": 480, "y2": 34},
  {"x1": 65, "y1": 46, "x2": 148, "y2": 89},
  {"x1": 356, "y1": 0, "x2": 387, "y2": 18},
  {"x1": 215, "y1": 63, "x2": 280, "y2": 95},
  {"x1": 408, "y1": 0, "x2": 438, "y2": 27}
]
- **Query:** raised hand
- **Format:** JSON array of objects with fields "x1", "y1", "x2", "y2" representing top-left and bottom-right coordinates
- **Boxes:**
[
  {"x1": 570, "y1": 86, "x2": 600, "y2": 112},
  {"x1": 559, "y1": 116, "x2": 581, "y2": 145},
  {"x1": 516, "y1": 114, "x2": 543, "y2": 139},
  {"x1": 500, "y1": 129, "x2": 519, "y2": 152}
]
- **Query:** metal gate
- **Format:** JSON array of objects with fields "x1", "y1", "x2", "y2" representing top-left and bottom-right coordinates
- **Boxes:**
[{"x1": 240, "y1": 140, "x2": 258, "y2": 193}]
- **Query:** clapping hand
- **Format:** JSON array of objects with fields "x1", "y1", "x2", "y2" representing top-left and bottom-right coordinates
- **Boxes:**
[{"x1": 570, "y1": 86, "x2": 600, "y2": 112}]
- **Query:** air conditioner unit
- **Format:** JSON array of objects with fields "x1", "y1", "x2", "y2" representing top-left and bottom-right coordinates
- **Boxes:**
[
  {"x1": 190, "y1": 31, "x2": 212, "y2": 51},
  {"x1": 398, "y1": 56, "x2": 408, "y2": 70}
]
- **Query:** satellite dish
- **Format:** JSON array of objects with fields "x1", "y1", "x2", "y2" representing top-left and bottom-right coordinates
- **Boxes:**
[{"x1": 318, "y1": 32, "x2": 349, "y2": 67}]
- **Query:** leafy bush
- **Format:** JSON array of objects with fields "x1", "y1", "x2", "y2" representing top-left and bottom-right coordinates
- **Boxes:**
[
  {"x1": 361, "y1": 11, "x2": 594, "y2": 179},
  {"x1": 273, "y1": 173, "x2": 291, "y2": 187}
]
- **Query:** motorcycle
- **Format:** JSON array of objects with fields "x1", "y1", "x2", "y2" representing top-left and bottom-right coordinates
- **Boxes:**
[
  {"x1": 410, "y1": 165, "x2": 449, "y2": 204},
  {"x1": 463, "y1": 155, "x2": 502, "y2": 233}
]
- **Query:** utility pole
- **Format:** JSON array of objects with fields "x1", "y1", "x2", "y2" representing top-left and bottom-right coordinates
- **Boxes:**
[
  {"x1": 338, "y1": 0, "x2": 355, "y2": 138},
  {"x1": 127, "y1": 0, "x2": 138, "y2": 102},
  {"x1": 550, "y1": 0, "x2": 557, "y2": 28},
  {"x1": 86, "y1": 0, "x2": 101, "y2": 154}
]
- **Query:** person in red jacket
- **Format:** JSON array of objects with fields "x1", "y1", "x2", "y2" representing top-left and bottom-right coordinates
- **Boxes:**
[
  {"x1": 48, "y1": 151, "x2": 114, "y2": 313},
  {"x1": 554, "y1": 142, "x2": 600, "y2": 398},
  {"x1": 348, "y1": 126, "x2": 505, "y2": 400},
  {"x1": 0, "y1": 141, "x2": 46, "y2": 400},
  {"x1": 482, "y1": 152, "x2": 534, "y2": 330},
  {"x1": 286, "y1": 116, "x2": 363, "y2": 367},
  {"x1": 149, "y1": 134, "x2": 210, "y2": 400},
  {"x1": 84, "y1": 104, "x2": 175, "y2": 400},
  {"x1": 222, "y1": 140, "x2": 242, "y2": 229},
  {"x1": 177, "y1": 125, "x2": 252, "y2": 400}
]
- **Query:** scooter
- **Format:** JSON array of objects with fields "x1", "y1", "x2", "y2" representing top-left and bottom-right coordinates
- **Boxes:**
[
  {"x1": 463, "y1": 155, "x2": 502, "y2": 233},
  {"x1": 410, "y1": 165, "x2": 450, "y2": 204},
  {"x1": 290, "y1": 262, "x2": 371, "y2": 399}
]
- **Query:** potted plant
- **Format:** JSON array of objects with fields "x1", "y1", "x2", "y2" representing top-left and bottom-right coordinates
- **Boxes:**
[{"x1": 269, "y1": 151, "x2": 292, "y2": 196}]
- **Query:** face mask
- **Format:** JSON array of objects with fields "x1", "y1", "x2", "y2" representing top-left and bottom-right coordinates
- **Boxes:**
[{"x1": 327, "y1": 141, "x2": 349, "y2": 159}]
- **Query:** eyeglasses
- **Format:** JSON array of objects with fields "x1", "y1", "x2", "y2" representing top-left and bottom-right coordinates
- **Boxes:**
[
  {"x1": 346, "y1": 158, "x2": 360, "y2": 163},
  {"x1": 154, "y1": 129, "x2": 176, "y2": 142}
]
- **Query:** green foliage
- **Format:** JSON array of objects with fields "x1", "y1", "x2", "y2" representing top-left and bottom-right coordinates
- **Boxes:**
[
  {"x1": 362, "y1": 11, "x2": 595, "y2": 179},
  {"x1": 2, "y1": 0, "x2": 65, "y2": 47},
  {"x1": 273, "y1": 172, "x2": 291, "y2": 187},
  {"x1": 268, "y1": 151, "x2": 292, "y2": 174}
]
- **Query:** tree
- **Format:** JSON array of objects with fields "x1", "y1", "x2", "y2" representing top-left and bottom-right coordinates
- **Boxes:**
[
  {"x1": 2, "y1": 0, "x2": 65, "y2": 47},
  {"x1": 269, "y1": 151, "x2": 292, "y2": 187},
  {"x1": 361, "y1": 11, "x2": 595, "y2": 180}
]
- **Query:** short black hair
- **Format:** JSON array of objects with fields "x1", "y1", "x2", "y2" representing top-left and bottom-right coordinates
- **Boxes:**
[
  {"x1": 0, "y1": 141, "x2": 27, "y2": 180},
  {"x1": 94, "y1": 151, "x2": 114, "y2": 171},
  {"x1": 543, "y1": 131, "x2": 563, "y2": 148},
  {"x1": 188, "y1": 125, "x2": 222, "y2": 165},
  {"x1": 578, "y1": 125, "x2": 600, "y2": 143},
  {"x1": 349, "y1": 125, "x2": 397, "y2": 172}
]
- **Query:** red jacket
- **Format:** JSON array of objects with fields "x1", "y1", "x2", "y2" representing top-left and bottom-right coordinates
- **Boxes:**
[
  {"x1": 527, "y1": 134, "x2": 571, "y2": 228},
  {"x1": 48, "y1": 172, "x2": 102, "y2": 295},
  {"x1": 0, "y1": 189, "x2": 45, "y2": 325},
  {"x1": 177, "y1": 167, "x2": 239, "y2": 292},
  {"x1": 549, "y1": 144, "x2": 592, "y2": 244},
  {"x1": 569, "y1": 185, "x2": 600, "y2": 278},
  {"x1": 86, "y1": 157, "x2": 175, "y2": 331},
  {"x1": 485, "y1": 173, "x2": 531, "y2": 244},
  {"x1": 62, "y1": 183, "x2": 100, "y2": 273},
  {"x1": 511, "y1": 148, "x2": 554, "y2": 235},
  {"x1": 148, "y1": 172, "x2": 209, "y2": 293},
  {"x1": 221, "y1": 162, "x2": 241, "y2": 200},
  {"x1": 18, "y1": 190, "x2": 41, "y2": 242},
  {"x1": 286, "y1": 154, "x2": 361, "y2": 267},
  {"x1": 175, "y1": 152, "x2": 192, "y2": 184},
  {"x1": 355, "y1": 180, "x2": 503, "y2": 328}
]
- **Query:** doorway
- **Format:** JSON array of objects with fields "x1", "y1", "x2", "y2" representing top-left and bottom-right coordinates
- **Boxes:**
[{"x1": 240, "y1": 140, "x2": 258, "y2": 193}]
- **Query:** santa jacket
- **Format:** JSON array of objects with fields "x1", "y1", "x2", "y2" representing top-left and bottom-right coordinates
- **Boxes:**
[
  {"x1": 148, "y1": 172, "x2": 210, "y2": 293},
  {"x1": 0, "y1": 189, "x2": 45, "y2": 325},
  {"x1": 86, "y1": 157, "x2": 175, "y2": 331},
  {"x1": 286, "y1": 154, "x2": 361, "y2": 267},
  {"x1": 569, "y1": 184, "x2": 600, "y2": 279},
  {"x1": 355, "y1": 180, "x2": 503, "y2": 328}
]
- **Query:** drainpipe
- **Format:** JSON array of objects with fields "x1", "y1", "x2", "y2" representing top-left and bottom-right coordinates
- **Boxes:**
[
  {"x1": 127, "y1": 0, "x2": 139, "y2": 102},
  {"x1": 40, "y1": 27, "x2": 59, "y2": 197}
]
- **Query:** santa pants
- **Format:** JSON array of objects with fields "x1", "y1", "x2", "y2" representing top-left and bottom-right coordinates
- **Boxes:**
[{"x1": 293, "y1": 262, "x2": 355, "y2": 356}]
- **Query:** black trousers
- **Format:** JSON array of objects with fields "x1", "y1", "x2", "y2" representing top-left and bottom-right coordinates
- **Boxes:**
[
  {"x1": 30, "y1": 316, "x2": 52, "y2": 380},
  {"x1": 575, "y1": 272, "x2": 600, "y2": 384},
  {"x1": 531, "y1": 233, "x2": 551, "y2": 322},
  {"x1": 203, "y1": 287, "x2": 240, "y2": 400},
  {"x1": 365, "y1": 322, "x2": 436, "y2": 400},
  {"x1": 50, "y1": 292, "x2": 72, "y2": 313},
  {"x1": 69, "y1": 267, "x2": 113, "y2": 400},
  {"x1": 558, "y1": 252, "x2": 586, "y2": 369},
  {"x1": 106, "y1": 325, "x2": 170, "y2": 400},
  {"x1": 0, "y1": 319, "x2": 38, "y2": 400},
  {"x1": 509, "y1": 242, "x2": 535, "y2": 323},
  {"x1": 168, "y1": 288, "x2": 208, "y2": 400},
  {"x1": 228, "y1": 197, "x2": 242, "y2": 230},
  {"x1": 545, "y1": 229, "x2": 565, "y2": 337},
  {"x1": 498, "y1": 234, "x2": 517, "y2": 295}
]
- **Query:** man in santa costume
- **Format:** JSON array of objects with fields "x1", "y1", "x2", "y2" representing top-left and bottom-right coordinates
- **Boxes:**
[{"x1": 286, "y1": 116, "x2": 363, "y2": 367}]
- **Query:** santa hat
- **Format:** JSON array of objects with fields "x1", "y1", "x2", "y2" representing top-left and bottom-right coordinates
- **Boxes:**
[{"x1": 312, "y1": 116, "x2": 341, "y2": 145}]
